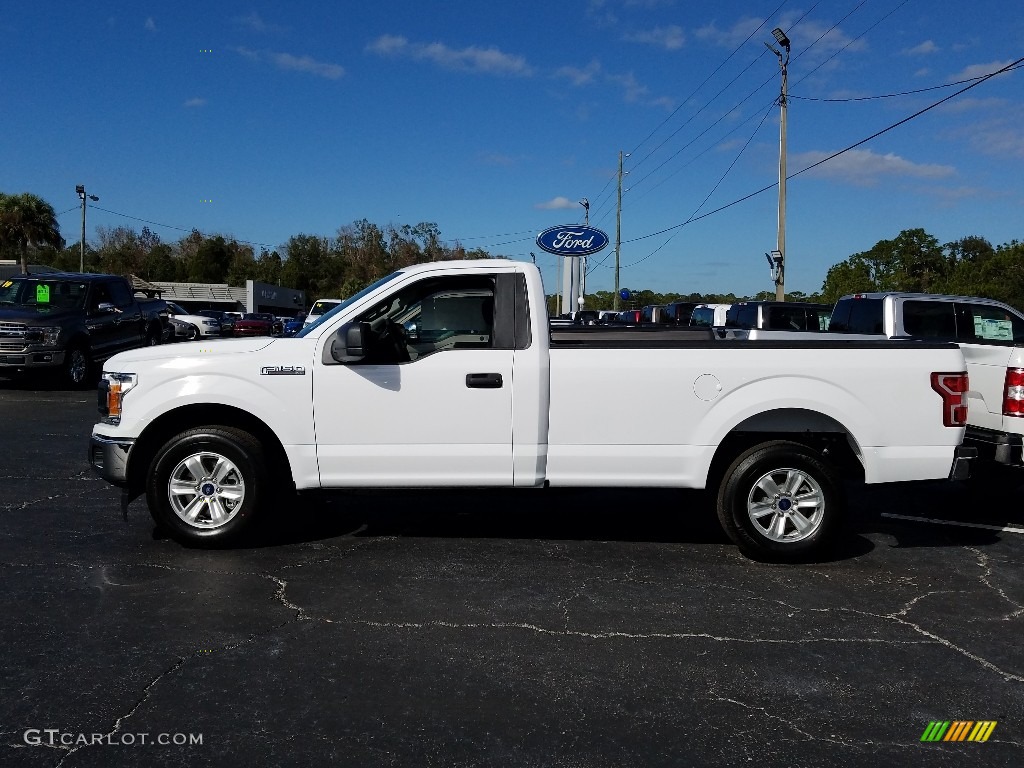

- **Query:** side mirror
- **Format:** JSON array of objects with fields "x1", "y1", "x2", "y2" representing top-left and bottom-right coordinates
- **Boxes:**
[{"x1": 329, "y1": 321, "x2": 371, "y2": 363}]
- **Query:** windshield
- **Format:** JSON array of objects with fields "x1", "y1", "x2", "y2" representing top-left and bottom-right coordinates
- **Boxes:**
[
  {"x1": 0, "y1": 277, "x2": 88, "y2": 311},
  {"x1": 294, "y1": 271, "x2": 404, "y2": 337}
]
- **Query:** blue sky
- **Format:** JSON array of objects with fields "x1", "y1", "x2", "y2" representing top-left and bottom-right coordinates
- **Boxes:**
[{"x1": 2, "y1": 1, "x2": 1021, "y2": 297}]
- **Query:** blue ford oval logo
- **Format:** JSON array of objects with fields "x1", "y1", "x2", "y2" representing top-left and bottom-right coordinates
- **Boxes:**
[{"x1": 536, "y1": 225, "x2": 609, "y2": 256}]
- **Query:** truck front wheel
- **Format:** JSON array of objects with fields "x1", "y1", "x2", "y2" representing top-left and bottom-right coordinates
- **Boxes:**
[
  {"x1": 146, "y1": 426, "x2": 267, "y2": 546},
  {"x1": 716, "y1": 441, "x2": 844, "y2": 562},
  {"x1": 63, "y1": 344, "x2": 91, "y2": 388}
]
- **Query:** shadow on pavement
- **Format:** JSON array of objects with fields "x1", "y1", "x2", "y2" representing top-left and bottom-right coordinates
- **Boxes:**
[{"x1": 198, "y1": 486, "x2": 884, "y2": 564}]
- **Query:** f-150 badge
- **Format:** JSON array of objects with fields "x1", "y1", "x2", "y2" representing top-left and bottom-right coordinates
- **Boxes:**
[{"x1": 260, "y1": 366, "x2": 306, "y2": 375}]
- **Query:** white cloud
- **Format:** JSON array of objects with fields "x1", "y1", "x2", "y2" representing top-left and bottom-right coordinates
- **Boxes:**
[
  {"x1": 694, "y1": 16, "x2": 764, "y2": 48},
  {"x1": 784, "y1": 18, "x2": 866, "y2": 55},
  {"x1": 535, "y1": 197, "x2": 578, "y2": 210},
  {"x1": 623, "y1": 25, "x2": 685, "y2": 50},
  {"x1": 791, "y1": 148, "x2": 955, "y2": 186},
  {"x1": 144, "y1": 17, "x2": 156, "y2": 32},
  {"x1": 367, "y1": 35, "x2": 533, "y2": 76},
  {"x1": 554, "y1": 60, "x2": 601, "y2": 86},
  {"x1": 269, "y1": 51, "x2": 344, "y2": 79},
  {"x1": 235, "y1": 11, "x2": 285, "y2": 34},
  {"x1": 606, "y1": 71, "x2": 649, "y2": 103},
  {"x1": 232, "y1": 47, "x2": 344, "y2": 79},
  {"x1": 183, "y1": 98, "x2": 206, "y2": 108},
  {"x1": 904, "y1": 40, "x2": 939, "y2": 55},
  {"x1": 366, "y1": 34, "x2": 408, "y2": 56},
  {"x1": 951, "y1": 60, "x2": 1015, "y2": 80}
]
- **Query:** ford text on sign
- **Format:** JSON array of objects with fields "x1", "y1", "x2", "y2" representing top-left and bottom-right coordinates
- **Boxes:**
[{"x1": 536, "y1": 225, "x2": 609, "y2": 256}]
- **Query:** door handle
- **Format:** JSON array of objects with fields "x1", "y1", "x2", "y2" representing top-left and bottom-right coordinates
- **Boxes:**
[{"x1": 466, "y1": 372, "x2": 503, "y2": 389}]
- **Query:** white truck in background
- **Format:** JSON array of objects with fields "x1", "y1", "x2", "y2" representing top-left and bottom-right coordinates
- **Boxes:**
[
  {"x1": 89, "y1": 260, "x2": 973, "y2": 562},
  {"x1": 829, "y1": 292, "x2": 1024, "y2": 474}
]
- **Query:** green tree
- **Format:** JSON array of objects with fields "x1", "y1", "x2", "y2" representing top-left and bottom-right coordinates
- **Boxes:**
[
  {"x1": 0, "y1": 192, "x2": 65, "y2": 274},
  {"x1": 187, "y1": 235, "x2": 233, "y2": 283}
]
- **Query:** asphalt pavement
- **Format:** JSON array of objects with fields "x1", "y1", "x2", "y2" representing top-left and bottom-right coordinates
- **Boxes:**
[{"x1": 1, "y1": 377, "x2": 1022, "y2": 767}]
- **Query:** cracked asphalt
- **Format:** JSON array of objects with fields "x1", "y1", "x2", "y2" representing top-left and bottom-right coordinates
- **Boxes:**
[{"x1": 2, "y1": 380, "x2": 1023, "y2": 767}]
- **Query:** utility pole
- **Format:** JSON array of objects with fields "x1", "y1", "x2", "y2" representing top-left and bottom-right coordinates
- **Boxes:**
[
  {"x1": 766, "y1": 28, "x2": 790, "y2": 302},
  {"x1": 579, "y1": 198, "x2": 589, "y2": 310},
  {"x1": 76, "y1": 185, "x2": 99, "y2": 273},
  {"x1": 613, "y1": 150, "x2": 625, "y2": 311}
]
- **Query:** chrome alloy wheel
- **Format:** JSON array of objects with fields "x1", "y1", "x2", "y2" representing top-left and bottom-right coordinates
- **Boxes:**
[
  {"x1": 166, "y1": 450, "x2": 246, "y2": 529},
  {"x1": 746, "y1": 467, "x2": 825, "y2": 543}
]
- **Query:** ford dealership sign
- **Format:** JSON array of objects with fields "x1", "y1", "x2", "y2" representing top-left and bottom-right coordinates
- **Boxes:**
[{"x1": 536, "y1": 225, "x2": 609, "y2": 256}]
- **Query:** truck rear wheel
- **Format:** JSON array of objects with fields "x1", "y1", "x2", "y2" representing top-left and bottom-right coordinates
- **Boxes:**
[
  {"x1": 146, "y1": 426, "x2": 267, "y2": 546},
  {"x1": 716, "y1": 440, "x2": 843, "y2": 562}
]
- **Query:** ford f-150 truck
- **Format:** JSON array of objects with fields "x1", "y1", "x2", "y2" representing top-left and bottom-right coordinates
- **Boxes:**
[
  {"x1": 0, "y1": 272, "x2": 168, "y2": 387},
  {"x1": 88, "y1": 259, "x2": 973, "y2": 561}
]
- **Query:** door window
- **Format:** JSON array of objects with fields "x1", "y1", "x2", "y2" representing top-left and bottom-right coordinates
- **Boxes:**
[
  {"x1": 903, "y1": 301, "x2": 956, "y2": 339},
  {"x1": 960, "y1": 303, "x2": 1024, "y2": 342},
  {"x1": 354, "y1": 275, "x2": 495, "y2": 363}
]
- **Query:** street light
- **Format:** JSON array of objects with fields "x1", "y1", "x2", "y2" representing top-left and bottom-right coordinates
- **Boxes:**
[
  {"x1": 765, "y1": 27, "x2": 790, "y2": 301},
  {"x1": 771, "y1": 27, "x2": 790, "y2": 48},
  {"x1": 76, "y1": 185, "x2": 99, "y2": 273}
]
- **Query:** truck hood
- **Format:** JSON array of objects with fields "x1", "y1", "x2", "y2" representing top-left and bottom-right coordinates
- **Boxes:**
[
  {"x1": 104, "y1": 337, "x2": 279, "y2": 368},
  {"x1": 0, "y1": 306, "x2": 83, "y2": 324}
]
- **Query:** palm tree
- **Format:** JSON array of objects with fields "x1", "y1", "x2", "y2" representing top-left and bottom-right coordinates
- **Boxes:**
[{"x1": 0, "y1": 192, "x2": 65, "y2": 274}]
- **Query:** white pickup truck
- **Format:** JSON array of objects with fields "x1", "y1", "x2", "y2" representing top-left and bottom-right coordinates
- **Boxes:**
[{"x1": 88, "y1": 259, "x2": 974, "y2": 562}]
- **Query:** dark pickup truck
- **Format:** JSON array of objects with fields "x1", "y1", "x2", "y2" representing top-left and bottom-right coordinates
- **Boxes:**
[{"x1": 0, "y1": 272, "x2": 168, "y2": 387}]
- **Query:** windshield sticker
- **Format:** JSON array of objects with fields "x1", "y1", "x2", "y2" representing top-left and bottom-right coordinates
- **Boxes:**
[
  {"x1": 1, "y1": 281, "x2": 12, "y2": 288},
  {"x1": 36, "y1": 284, "x2": 51, "y2": 304}
]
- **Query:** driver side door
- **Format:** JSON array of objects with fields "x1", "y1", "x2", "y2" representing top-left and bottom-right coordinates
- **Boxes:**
[{"x1": 312, "y1": 272, "x2": 514, "y2": 487}]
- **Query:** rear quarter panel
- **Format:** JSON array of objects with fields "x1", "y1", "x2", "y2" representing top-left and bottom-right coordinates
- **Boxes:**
[{"x1": 546, "y1": 342, "x2": 966, "y2": 487}]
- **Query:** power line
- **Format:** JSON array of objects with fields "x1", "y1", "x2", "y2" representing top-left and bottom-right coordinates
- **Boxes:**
[
  {"x1": 792, "y1": 63, "x2": 1024, "y2": 102},
  {"x1": 628, "y1": 0, "x2": 793, "y2": 166},
  {"x1": 617, "y1": 55, "x2": 1023, "y2": 257},
  {"x1": 89, "y1": 205, "x2": 279, "y2": 250}
]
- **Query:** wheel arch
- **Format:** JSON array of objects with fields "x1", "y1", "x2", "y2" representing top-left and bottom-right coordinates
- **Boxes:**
[
  {"x1": 705, "y1": 408, "x2": 864, "y2": 492},
  {"x1": 126, "y1": 404, "x2": 295, "y2": 497}
]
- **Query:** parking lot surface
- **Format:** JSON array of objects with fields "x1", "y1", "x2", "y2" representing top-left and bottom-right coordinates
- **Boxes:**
[{"x1": 2, "y1": 378, "x2": 1023, "y2": 767}]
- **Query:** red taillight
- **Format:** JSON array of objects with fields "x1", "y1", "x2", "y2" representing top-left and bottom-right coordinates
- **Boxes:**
[
  {"x1": 1003, "y1": 368, "x2": 1024, "y2": 417},
  {"x1": 931, "y1": 371, "x2": 969, "y2": 427}
]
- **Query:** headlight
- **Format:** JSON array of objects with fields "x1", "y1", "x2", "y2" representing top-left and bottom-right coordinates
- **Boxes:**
[
  {"x1": 98, "y1": 372, "x2": 138, "y2": 425},
  {"x1": 25, "y1": 326, "x2": 61, "y2": 345}
]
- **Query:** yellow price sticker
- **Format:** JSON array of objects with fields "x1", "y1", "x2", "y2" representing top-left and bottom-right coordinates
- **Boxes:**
[{"x1": 1, "y1": 281, "x2": 11, "y2": 288}]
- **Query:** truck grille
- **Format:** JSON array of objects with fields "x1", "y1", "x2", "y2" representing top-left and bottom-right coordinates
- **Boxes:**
[{"x1": 0, "y1": 322, "x2": 28, "y2": 352}]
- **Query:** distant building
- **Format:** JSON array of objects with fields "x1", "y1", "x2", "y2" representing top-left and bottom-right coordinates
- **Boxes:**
[
  {"x1": 0, "y1": 260, "x2": 59, "y2": 280},
  {"x1": 149, "y1": 279, "x2": 305, "y2": 316}
]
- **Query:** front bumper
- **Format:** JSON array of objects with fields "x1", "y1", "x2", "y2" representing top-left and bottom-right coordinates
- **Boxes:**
[
  {"x1": 964, "y1": 426, "x2": 1023, "y2": 468},
  {"x1": 88, "y1": 433, "x2": 136, "y2": 486},
  {"x1": 0, "y1": 349, "x2": 65, "y2": 370}
]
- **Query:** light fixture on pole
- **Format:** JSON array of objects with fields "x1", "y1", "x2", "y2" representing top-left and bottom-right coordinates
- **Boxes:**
[
  {"x1": 765, "y1": 27, "x2": 789, "y2": 302},
  {"x1": 76, "y1": 184, "x2": 99, "y2": 273}
]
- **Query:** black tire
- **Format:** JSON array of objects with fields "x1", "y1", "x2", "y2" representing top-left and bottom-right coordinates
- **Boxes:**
[
  {"x1": 716, "y1": 440, "x2": 844, "y2": 562},
  {"x1": 184, "y1": 324, "x2": 199, "y2": 341},
  {"x1": 146, "y1": 328, "x2": 161, "y2": 346},
  {"x1": 63, "y1": 344, "x2": 92, "y2": 389},
  {"x1": 146, "y1": 426, "x2": 268, "y2": 546}
]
